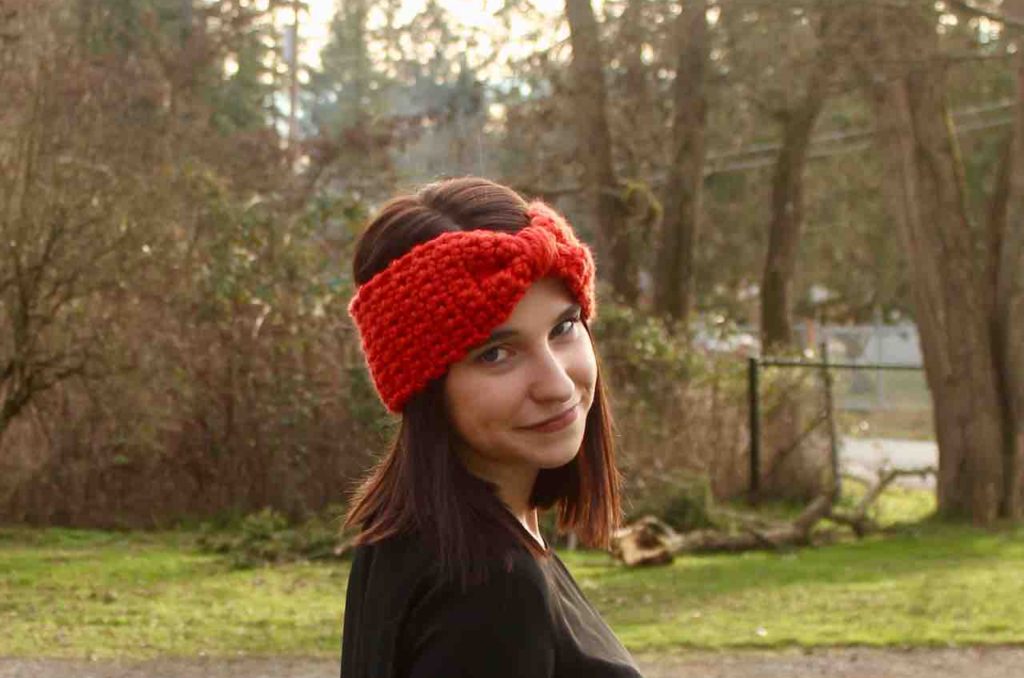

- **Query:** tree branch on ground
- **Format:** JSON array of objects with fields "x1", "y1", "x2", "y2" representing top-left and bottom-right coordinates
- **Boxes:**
[
  {"x1": 611, "y1": 467, "x2": 936, "y2": 566},
  {"x1": 828, "y1": 466, "x2": 937, "y2": 536}
]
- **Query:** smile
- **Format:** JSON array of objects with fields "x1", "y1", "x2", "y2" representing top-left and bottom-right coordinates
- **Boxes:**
[{"x1": 522, "y1": 403, "x2": 579, "y2": 433}]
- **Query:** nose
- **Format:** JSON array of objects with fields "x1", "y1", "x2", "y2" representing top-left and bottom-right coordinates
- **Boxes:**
[{"x1": 528, "y1": 344, "x2": 576, "y2": 404}]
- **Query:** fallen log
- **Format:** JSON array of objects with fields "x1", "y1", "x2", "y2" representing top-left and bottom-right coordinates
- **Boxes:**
[
  {"x1": 610, "y1": 466, "x2": 936, "y2": 566},
  {"x1": 828, "y1": 466, "x2": 937, "y2": 537},
  {"x1": 611, "y1": 495, "x2": 833, "y2": 566}
]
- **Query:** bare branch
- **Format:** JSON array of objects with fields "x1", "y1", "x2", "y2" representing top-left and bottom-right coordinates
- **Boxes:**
[
  {"x1": 945, "y1": 0, "x2": 1024, "y2": 30},
  {"x1": 830, "y1": 467, "x2": 938, "y2": 536}
]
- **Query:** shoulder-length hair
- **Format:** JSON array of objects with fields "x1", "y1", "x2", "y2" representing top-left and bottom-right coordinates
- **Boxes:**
[{"x1": 342, "y1": 176, "x2": 623, "y2": 592}]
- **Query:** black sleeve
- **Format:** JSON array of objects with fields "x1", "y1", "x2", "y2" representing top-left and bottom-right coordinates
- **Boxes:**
[{"x1": 403, "y1": 560, "x2": 557, "y2": 678}]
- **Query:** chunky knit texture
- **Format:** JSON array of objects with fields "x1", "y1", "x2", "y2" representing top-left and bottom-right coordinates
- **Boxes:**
[{"x1": 347, "y1": 200, "x2": 597, "y2": 413}]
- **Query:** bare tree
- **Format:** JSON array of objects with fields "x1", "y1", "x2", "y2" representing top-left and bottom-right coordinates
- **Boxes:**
[
  {"x1": 616, "y1": 0, "x2": 656, "y2": 179},
  {"x1": 756, "y1": 5, "x2": 869, "y2": 353},
  {"x1": 0, "y1": 2, "x2": 142, "y2": 440},
  {"x1": 759, "y1": 39, "x2": 830, "y2": 352},
  {"x1": 984, "y1": 0, "x2": 1024, "y2": 519},
  {"x1": 854, "y1": 1, "x2": 1022, "y2": 522},
  {"x1": 653, "y1": 0, "x2": 708, "y2": 328},
  {"x1": 564, "y1": 0, "x2": 638, "y2": 304}
]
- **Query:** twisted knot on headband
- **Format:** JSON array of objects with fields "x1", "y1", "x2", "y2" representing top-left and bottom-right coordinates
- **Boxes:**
[{"x1": 347, "y1": 200, "x2": 597, "y2": 413}]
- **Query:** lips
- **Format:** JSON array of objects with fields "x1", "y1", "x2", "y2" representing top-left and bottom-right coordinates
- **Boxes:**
[{"x1": 523, "y1": 402, "x2": 579, "y2": 430}]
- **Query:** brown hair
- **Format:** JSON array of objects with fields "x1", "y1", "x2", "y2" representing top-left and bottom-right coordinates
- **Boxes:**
[{"x1": 342, "y1": 176, "x2": 623, "y2": 591}]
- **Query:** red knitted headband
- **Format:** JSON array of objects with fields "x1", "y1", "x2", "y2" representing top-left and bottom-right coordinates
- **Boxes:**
[{"x1": 347, "y1": 200, "x2": 597, "y2": 413}]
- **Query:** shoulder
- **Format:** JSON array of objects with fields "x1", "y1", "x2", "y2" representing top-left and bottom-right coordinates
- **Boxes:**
[
  {"x1": 348, "y1": 528, "x2": 437, "y2": 570},
  {"x1": 400, "y1": 549, "x2": 558, "y2": 677},
  {"x1": 443, "y1": 547, "x2": 552, "y2": 611},
  {"x1": 341, "y1": 532, "x2": 435, "y2": 678},
  {"x1": 403, "y1": 543, "x2": 552, "y2": 610},
  {"x1": 348, "y1": 531, "x2": 550, "y2": 604},
  {"x1": 352, "y1": 527, "x2": 548, "y2": 588},
  {"x1": 344, "y1": 530, "x2": 439, "y2": 610}
]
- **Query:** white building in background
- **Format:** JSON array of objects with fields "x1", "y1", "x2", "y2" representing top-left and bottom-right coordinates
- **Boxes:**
[{"x1": 815, "y1": 323, "x2": 923, "y2": 366}]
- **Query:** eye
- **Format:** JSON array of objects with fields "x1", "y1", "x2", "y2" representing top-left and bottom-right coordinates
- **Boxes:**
[
  {"x1": 474, "y1": 316, "x2": 581, "y2": 366},
  {"x1": 553, "y1": 316, "x2": 581, "y2": 338},
  {"x1": 476, "y1": 346, "x2": 509, "y2": 365}
]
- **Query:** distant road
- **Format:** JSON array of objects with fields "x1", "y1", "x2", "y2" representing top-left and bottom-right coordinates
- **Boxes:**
[
  {"x1": 840, "y1": 437, "x2": 938, "y2": 487},
  {"x1": 5, "y1": 647, "x2": 1024, "y2": 678}
]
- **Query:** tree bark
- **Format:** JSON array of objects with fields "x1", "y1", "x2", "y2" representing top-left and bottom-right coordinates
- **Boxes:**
[
  {"x1": 612, "y1": 466, "x2": 935, "y2": 566},
  {"x1": 759, "y1": 8, "x2": 851, "y2": 353},
  {"x1": 759, "y1": 65, "x2": 828, "y2": 353},
  {"x1": 619, "y1": 0, "x2": 653, "y2": 179},
  {"x1": 653, "y1": 0, "x2": 708, "y2": 328},
  {"x1": 987, "y1": 0, "x2": 1024, "y2": 520},
  {"x1": 611, "y1": 495, "x2": 834, "y2": 564},
  {"x1": 864, "y1": 5, "x2": 1008, "y2": 523},
  {"x1": 755, "y1": 11, "x2": 840, "y2": 504},
  {"x1": 564, "y1": 0, "x2": 637, "y2": 304}
]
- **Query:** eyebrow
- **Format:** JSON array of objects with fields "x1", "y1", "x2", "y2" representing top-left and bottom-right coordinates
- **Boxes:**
[{"x1": 479, "y1": 303, "x2": 581, "y2": 346}]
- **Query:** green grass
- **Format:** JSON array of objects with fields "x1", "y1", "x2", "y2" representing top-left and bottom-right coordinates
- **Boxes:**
[
  {"x1": 568, "y1": 522, "x2": 1024, "y2": 651},
  {"x1": 0, "y1": 528, "x2": 347, "y2": 660},
  {"x1": 2, "y1": 492, "x2": 1023, "y2": 659},
  {"x1": 721, "y1": 473, "x2": 936, "y2": 528}
]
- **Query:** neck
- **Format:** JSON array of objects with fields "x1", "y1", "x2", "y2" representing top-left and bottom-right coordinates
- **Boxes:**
[
  {"x1": 456, "y1": 445, "x2": 546, "y2": 548},
  {"x1": 491, "y1": 471, "x2": 545, "y2": 547}
]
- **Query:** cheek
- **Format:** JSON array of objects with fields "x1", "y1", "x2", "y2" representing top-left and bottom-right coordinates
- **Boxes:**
[
  {"x1": 445, "y1": 369, "x2": 520, "y2": 438},
  {"x1": 572, "y1": 337, "x2": 598, "y2": 395}
]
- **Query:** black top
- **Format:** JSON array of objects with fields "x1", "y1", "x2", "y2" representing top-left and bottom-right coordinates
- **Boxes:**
[{"x1": 339, "y1": 529, "x2": 645, "y2": 678}]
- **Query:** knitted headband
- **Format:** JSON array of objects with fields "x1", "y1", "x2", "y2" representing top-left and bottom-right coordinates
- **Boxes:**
[{"x1": 347, "y1": 200, "x2": 597, "y2": 413}]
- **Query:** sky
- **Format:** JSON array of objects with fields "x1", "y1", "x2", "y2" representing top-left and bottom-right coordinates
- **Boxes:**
[{"x1": 290, "y1": 0, "x2": 572, "y2": 69}]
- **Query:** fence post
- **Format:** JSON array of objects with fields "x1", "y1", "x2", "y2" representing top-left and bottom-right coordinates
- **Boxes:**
[
  {"x1": 820, "y1": 341, "x2": 841, "y2": 500},
  {"x1": 874, "y1": 306, "x2": 885, "y2": 408},
  {"x1": 748, "y1": 356, "x2": 760, "y2": 503}
]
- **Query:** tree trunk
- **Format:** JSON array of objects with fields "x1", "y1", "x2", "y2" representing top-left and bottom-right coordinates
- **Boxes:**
[
  {"x1": 865, "y1": 6, "x2": 1008, "y2": 523},
  {"x1": 653, "y1": 0, "x2": 708, "y2": 328},
  {"x1": 755, "y1": 11, "x2": 839, "y2": 503},
  {"x1": 760, "y1": 64, "x2": 828, "y2": 353},
  {"x1": 564, "y1": 0, "x2": 637, "y2": 304},
  {"x1": 619, "y1": 0, "x2": 653, "y2": 178},
  {"x1": 988, "y1": 0, "x2": 1024, "y2": 520}
]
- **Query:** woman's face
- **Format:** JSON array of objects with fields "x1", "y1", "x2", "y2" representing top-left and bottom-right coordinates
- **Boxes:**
[{"x1": 444, "y1": 276, "x2": 598, "y2": 480}]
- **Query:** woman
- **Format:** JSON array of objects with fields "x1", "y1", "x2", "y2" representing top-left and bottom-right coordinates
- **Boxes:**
[{"x1": 339, "y1": 176, "x2": 644, "y2": 678}]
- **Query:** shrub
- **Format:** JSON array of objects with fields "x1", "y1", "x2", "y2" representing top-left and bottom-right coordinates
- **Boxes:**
[
  {"x1": 623, "y1": 472, "x2": 716, "y2": 533},
  {"x1": 196, "y1": 504, "x2": 348, "y2": 568}
]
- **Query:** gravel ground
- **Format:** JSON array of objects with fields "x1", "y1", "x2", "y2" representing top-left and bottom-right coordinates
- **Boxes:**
[{"x1": 2, "y1": 647, "x2": 1023, "y2": 678}]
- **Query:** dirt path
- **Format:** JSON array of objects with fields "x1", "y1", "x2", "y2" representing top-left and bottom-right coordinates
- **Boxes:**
[{"x1": 2, "y1": 647, "x2": 1023, "y2": 678}]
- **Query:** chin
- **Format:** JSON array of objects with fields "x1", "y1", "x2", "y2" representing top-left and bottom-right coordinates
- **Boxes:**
[{"x1": 538, "y1": 441, "x2": 584, "y2": 469}]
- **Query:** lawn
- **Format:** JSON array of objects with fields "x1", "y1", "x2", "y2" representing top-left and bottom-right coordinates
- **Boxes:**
[
  {"x1": 0, "y1": 529, "x2": 346, "y2": 660},
  {"x1": 2, "y1": 488, "x2": 1023, "y2": 659},
  {"x1": 572, "y1": 522, "x2": 1024, "y2": 650}
]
